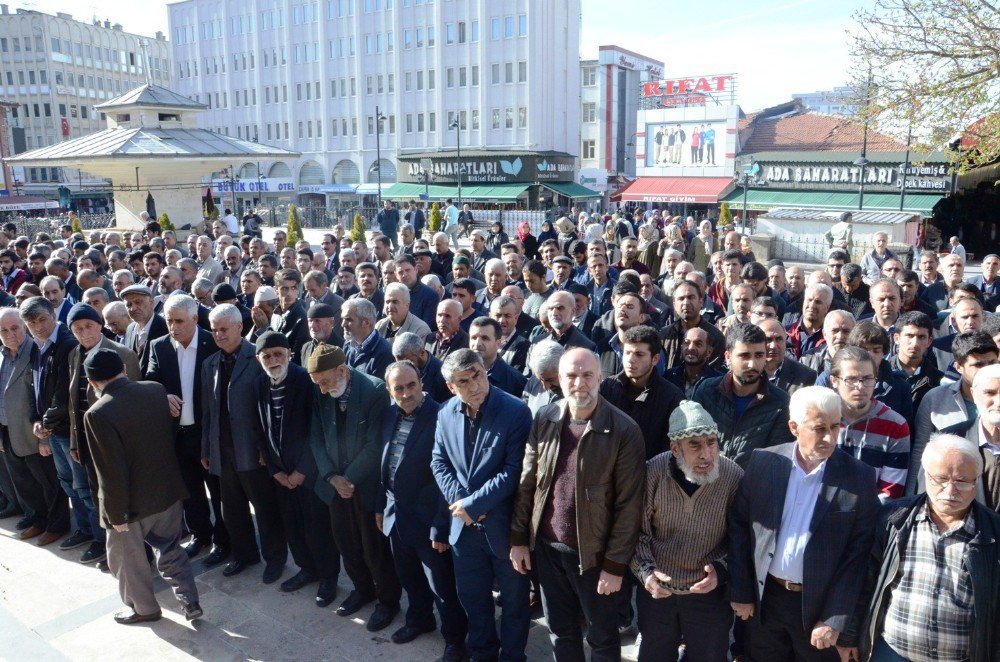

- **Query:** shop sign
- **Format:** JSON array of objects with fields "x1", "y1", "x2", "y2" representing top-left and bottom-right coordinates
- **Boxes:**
[
  {"x1": 760, "y1": 162, "x2": 951, "y2": 192},
  {"x1": 399, "y1": 153, "x2": 575, "y2": 184},
  {"x1": 298, "y1": 185, "x2": 324, "y2": 194},
  {"x1": 213, "y1": 177, "x2": 296, "y2": 193}
]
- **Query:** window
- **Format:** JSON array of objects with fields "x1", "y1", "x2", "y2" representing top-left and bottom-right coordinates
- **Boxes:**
[
  {"x1": 491, "y1": 18, "x2": 500, "y2": 40},
  {"x1": 404, "y1": 30, "x2": 412, "y2": 48},
  {"x1": 518, "y1": 107, "x2": 527, "y2": 128},
  {"x1": 471, "y1": 109, "x2": 479, "y2": 130},
  {"x1": 416, "y1": 28, "x2": 423, "y2": 47},
  {"x1": 446, "y1": 68, "x2": 454, "y2": 88},
  {"x1": 583, "y1": 67, "x2": 597, "y2": 86},
  {"x1": 388, "y1": 74, "x2": 394, "y2": 92},
  {"x1": 377, "y1": 75, "x2": 384, "y2": 93},
  {"x1": 428, "y1": 112, "x2": 436, "y2": 131},
  {"x1": 367, "y1": 117, "x2": 374, "y2": 134},
  {"x1": 416, "y1": 71, "x2": 424, "y2": 90},
  {"x1": 518, "y1": 61, "x2": 527, "y2": 83},
  {"x1": 582, "y1": 140, "x2": 596, "y2": 159},
  {"x1": 459, "y1": 67, "x2": 467, "y2": 87},
  {"x1": 518, "y1": 14, "x2": 527, "y2": 36},
  {"x1": 405, "y1": 72, "x2": 412, "y2": 91},
  {"x1": 471, "y1": 65, "x2": 479, "y2": 86},
  {"x1": 492, "y1": 109, "x2": 500, "y2": 129},
  {"x1": 582, "y1": 102, "x2": 596, "y2": 122},
  {"x1": 471, "y1": 20, "x2": 479, "y2": 42},
  {"x1": 405, "y1": 114, "x2": 413, "y2": 133},
  {"x1": 505, "y1": 16, "x2": 514, "y2": 38},
  {"x1": 458, "y1": 21, "x2": 467, "y2": 43},
  {"x1": 427, "y1": 26, "x2": 435, "y2": 46},
  {"x1": 417, "y1": 113, "x2": 425, "y2": 132},
  {"x1": 428, "y1": 70, "x2": 435, "y2": 89},
  {"x1": 446, "y1": 23, "x2": 455, "y2": 44},
  {"x1": 491, "y1": 63, "x2": 500, "y2": 84},
  {"x1": 505, "y1": 108, "x2": 513, "y2": 128},
  {"x1": 366, "y1": 76, "x2": 373, "y2": 94},
  {"x1": 505, "y1": 62, "x2": 513, "y2": 83}
]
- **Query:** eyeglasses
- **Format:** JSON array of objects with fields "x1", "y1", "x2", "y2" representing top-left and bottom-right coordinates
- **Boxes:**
[
  {"x1": 926, "y1": 474, "x2": 977, "y2": 492},
  {"x1": 837, "y1": 376, "x2": 877, "y2": 389}
]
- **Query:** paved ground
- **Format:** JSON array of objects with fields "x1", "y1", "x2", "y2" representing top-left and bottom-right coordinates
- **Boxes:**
[{"x1": 0, "y1": 513, "x2": 643, "y2": 661}]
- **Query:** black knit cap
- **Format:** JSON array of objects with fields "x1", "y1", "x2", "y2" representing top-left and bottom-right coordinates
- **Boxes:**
[
  {"x1": 307, "y1": 303, "x2": 337, "y2": 319},
  {"x1": 255, "y1": 330, "x2": 290, "y2": 353},
  {"x1": 84, "y1": 348, "x2": 124, "y2": 382}
]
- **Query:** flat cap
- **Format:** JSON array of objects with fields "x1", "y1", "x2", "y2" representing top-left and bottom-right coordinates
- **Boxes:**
[
  {"x1": 306, "y1": 343, "x2": 346, "y2": 374},
  {"x1": 119, "y1": 284, "x2": 153, "y2": 298}
]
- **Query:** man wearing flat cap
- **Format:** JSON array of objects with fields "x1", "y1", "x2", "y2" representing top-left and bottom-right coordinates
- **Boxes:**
[
  {"x1": 254, "y1": 331, "x2": 340, "y2": 607},
  {"x1": 301, "y1": 302, "x2": 345, "y2": 368},
  {"x1": 212, "y1": 283, "x2": 252, "y2": 335},
  {"x1": 631, "y1": 400, "x2": 743, "y2": 661},
  {"x1": 66, "y1": 303, "x2": 141, "y2": 565},
  {"x1": 82, "y1": 348, "x2": 202, "y2": 625},
  {"x1": 307, "y1": 342, "x2": 401, "y2": 632}
]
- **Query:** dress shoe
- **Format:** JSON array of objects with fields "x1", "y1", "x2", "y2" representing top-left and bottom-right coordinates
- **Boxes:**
[
  {"x1": 279, "y1": 569, "x2": 315, "y2": 593},
  {"x1": 18, "y1": 525, "x2": 44, "y2": 540},
  {"x1": 442, "y1": 642, "x2": 469, "y2": 662},
  {"x1": 222, "y1": 559, "x2": 260, "y2": 577},
  {"x1": 335, "y1": 590, "x2": 375, "y2": 617},
  {"x1": 315, "y1": 578, "x2": 338, "y2": 608},
  {"x1": 182, "y1": 537, "x2": 208, "y2": 559},
  {"x1": 390, "y1": 621, "x2": 436, "y2": 643},
  {"x1": 79, "y1": 542, "x2": 107, "y2": 564},
  {"x1": 113, "y1": 609, "x2": 162, "y2": 625},
  {"x1": 58, "y1": 530, "x2": 93, "y2": 551},
  {"x1": 262, "y1": 562, "x2": 285, "y2": 585},
  {"x1": 366, "y1": 602, "x2": 400, "y2": 632},
  {"x1": 97, "y1": 560, "x2": 110, "y2": 573},
  {"x1": 36, "y1": 531, "x2": 63, "y2": 546},
  {"x1": 183, "y1": 602, "x2": 203, "y2": 621},
  {"x1": 15, "y1": 515, "x2": 33, "y2": 531},
  {"x1": 202, "y1": 546, "x2": 229, "y2": 568},
  {"x1": 0, "y1": 504, "x2": 22, "y2": 519}
]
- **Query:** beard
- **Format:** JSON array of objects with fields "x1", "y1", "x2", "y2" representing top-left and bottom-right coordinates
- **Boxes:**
[
  {"x1": 267, "y1": 363, "x2": 289, "y2": 384},
  {"x1": 985, "y1": 410, "x2": 1000, "y2": 427},
  {"x1": 733, "y1": 370, "x2": 760, "y2": 386},
  {"x1": 675, "y1": 451, "x2": 719, "y2": 485}
]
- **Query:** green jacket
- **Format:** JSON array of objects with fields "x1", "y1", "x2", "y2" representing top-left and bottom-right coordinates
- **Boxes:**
[{"x1": 310, "y1": 369, "x2": 390, "y2": 510}]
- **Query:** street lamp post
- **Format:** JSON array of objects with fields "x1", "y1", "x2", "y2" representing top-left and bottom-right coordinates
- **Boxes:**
[
  {"x1": 450, "y1": 117, "x2": 462, "y2": 210},
  {"x1": 856, "y1": 71, "x2": 873, "y2": 211},
  {"x1": 228, "y1": 163, "x2": 238, "y2": 214},
  {"x1": 374, "y1": 106, "x2": 386, "y2": 209},
  {"x1": 899, "y1": 125, "x2": 912, "y2": 212}
]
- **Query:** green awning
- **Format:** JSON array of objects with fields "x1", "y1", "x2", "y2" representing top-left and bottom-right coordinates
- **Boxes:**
[
  {"x1": 721, "y1": 189, "x2": 944, "y2": 217},
  {"x1": 382, "y1": 182, "x2": 529, "y2": 202},
  {"x1": 542, "y1": 182, "x2": 602, "y2": 199}
]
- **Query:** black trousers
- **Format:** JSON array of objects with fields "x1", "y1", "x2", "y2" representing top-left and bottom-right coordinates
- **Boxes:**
[
  {"x1": 176, "y1": 425, "x2": 229, "y2": 550},
  {"x1": 748, "y1": 579, "x2": 839, "y2": 662},
  {"x1": 275, "y1": 482, "x2": 339, "y2": 579},
  {"x1": 635, "y1": 583, "x2": 732, "y2": 662},
  {"x1": 328, "y1": 493, "x2": 401, "y2": 605},
  {"x1": 219, "y1": 456, "x2": 287, "y2": 566},
  {"x1": 389, "y1": 525, "x2": 468, "y2": 645},
  {"x1": 535, "y1": 541, "x2": 621, "y2": 662},
  {"x1": 1, "y1": 425, "x2": 68, "y2": 533}
]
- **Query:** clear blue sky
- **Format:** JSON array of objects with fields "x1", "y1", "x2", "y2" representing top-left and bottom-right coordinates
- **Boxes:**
[{"x1": 28, "y1": 0, "x2": 872, "y2": 112}]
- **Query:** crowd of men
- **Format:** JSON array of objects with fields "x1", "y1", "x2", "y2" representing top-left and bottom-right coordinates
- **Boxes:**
[{"x1": 0, "y1": 208, "x2": 999, "y2": 662}]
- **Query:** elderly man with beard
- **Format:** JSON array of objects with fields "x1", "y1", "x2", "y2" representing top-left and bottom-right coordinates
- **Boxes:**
[
  {"x1": 692, "y1": 323, "x2": 794, "y2": 468},
  {"x1": 600, "y1": 325, "x2": 684, "y2": 461},
  {"x1": 546, "y1": 290, "x2": 597, "y2": 352},
  {"x1": 729, "y1": 386, "x2": 879, "y2": 662},
  {"x1": 300, "y1": 303, "x2": 344, "y2": 367},
  {"x1": 511, "y1": 348, "x2": 645, "y2": 662},
  {"x1": 341, "y1": 298, "x2": 393, "y2": 382},
  {"x1": 254, "y1": 331, "x2": 340, "y2": 607},
  {"x1": 840, "y1": 434, "x2": 1000, "y2": 662},
  {"x1": 632, "y1": 400, "x2": 743, "y2": 662},
  {"x1": 664, "y1": 326, "x2": 723, "y2": 397},
  {"x1": 758, "y1": 318, "x2": 817, "y2": 396}
]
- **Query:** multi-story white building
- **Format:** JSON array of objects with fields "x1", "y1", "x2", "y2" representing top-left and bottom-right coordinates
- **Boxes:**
[
  {"x1": 167, "y1": 0, "x2": 581, "y2": 211},
  {"x1": 578, "y1": 46, "x2": 662, "y2": 202},
  {"x1": 791, "y1": 86, "x2": 858, "y2": 116},
  {"x1": 0, "y1": 5, "x2": 170, "y2": 209}
]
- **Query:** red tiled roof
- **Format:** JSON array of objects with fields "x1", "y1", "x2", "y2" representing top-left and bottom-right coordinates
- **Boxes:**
[{"x1": 741, "y1": 112, "x2": 906, "y2": 153}]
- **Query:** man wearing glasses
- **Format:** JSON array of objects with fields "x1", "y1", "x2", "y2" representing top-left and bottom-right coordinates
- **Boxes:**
[{"x1": 829, "y1": 346, "x2": 911, "y2": 501}]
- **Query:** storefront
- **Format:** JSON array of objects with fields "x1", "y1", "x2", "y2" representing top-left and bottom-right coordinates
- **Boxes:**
[{"x1": 722, "y1": 151, "x2": 952, "y2": 219}]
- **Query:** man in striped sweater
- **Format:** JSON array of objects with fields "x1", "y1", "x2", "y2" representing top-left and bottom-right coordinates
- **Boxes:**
[
  {"x1": 631, "y1": 400, "x2": 743, "y2": 661},
  {"x1": 829, "y1": 346, "x2": 911, "y2": 501}
]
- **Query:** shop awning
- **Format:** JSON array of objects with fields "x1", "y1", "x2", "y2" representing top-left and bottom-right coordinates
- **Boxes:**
[
  {"x1": 720, "y1": 189, "x2": 945, "y2": 217},
  {"x1": 542, "y1": 182, "x2": 602, "y2": 199},
  {"x1": 382, "y1": 182, "x2": 529, "y2": 202},
  {"x1": 617, "y1": 177, "x2": 734, "y2": 203}
]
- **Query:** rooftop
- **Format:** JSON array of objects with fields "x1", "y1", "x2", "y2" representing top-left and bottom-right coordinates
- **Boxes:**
[
  {"x1": 94, "y1": 84, "x2": 206, "y2": 112},
  {"x1": 741, "y1": 110, "x2": 906, "y2": 153}
]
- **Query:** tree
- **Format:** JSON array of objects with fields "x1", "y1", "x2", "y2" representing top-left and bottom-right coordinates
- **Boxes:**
[
  {"x1": 428, "y1": 202, "x2": 443, "y2": 233},
  {"x1": 850, "y1": 0, "x2": 1000, "y2": 169},
  {"x1": 157, "y1": 213, "x2": 175, "y2": 232},
  {"x1": 286, "y1": 205, "x2": 303, "y2": 246},
  {"x1": 718, "y1": 201, "x2": 733, "y2": 228},
  {"x1": 349, "y1": 213, "x2": 366, "y2": 243}
]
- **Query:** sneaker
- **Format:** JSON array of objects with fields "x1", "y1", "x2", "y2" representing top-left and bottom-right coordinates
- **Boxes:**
[
  {"x1": 59, "y1": 530, "x2": 94, "y2": 551},
  {"x1": 79, "y1": 541, "x2": 107, "y2": 564}
]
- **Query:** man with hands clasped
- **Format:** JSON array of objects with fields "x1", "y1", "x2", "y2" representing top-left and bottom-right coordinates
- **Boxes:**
[
  {"x1": 509, "y1": 348, "x2": 645, "y2": 661},
  {"x1": 631, "y1": 400, "x2": 743, "y2": 661}
]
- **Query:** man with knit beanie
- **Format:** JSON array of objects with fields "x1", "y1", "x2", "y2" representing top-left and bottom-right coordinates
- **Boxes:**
[{"x1": 631, "y1": 400, "x2": 743, "y2": 661}]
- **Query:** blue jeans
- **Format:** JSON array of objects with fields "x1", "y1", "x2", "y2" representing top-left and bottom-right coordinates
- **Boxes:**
[
  {"x1": 49, "y1": 435, "x2": 101, "y2": 541},
  {"x1": 871, "y1": 636, "x2": 910, "y2": 662}
]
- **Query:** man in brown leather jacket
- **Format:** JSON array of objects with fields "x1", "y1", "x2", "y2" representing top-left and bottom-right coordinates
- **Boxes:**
[{"x1": 509, "y1": 348, "x2": 645, "y2": 660}]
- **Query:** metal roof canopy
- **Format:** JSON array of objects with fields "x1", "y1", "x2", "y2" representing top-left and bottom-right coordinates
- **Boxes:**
[
  {"x1": 94, "y1": 83, "x2": 207, "y2": 112},
  {"x1": 760, "y1": 207, "x2": 920, "y2": 224}
]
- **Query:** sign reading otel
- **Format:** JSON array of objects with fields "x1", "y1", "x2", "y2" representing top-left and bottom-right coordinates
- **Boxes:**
[{"x1": 212, "y1": 178, "x2": 296, "y2": 194}]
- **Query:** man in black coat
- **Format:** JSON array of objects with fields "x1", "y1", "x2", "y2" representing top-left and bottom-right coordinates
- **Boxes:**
[
  {"x1": 254, "y1": 332, "x2": 340, "y2": 607},
  {"x1": 146, "y1": 294, "x2": 228, "y2": 565},
  {"x1": 377, "y1": 361, "x2": 468, "y2": 660},
  {"x1": 270, "y1": 269, "x2": 312, "y2": 365},
  {"x1": 376, "y1": 200, "x2": 401, "y2": 250}
]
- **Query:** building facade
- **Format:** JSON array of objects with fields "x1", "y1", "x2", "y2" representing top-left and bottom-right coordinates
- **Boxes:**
[
  {"x1": 791, "y1": 86, "x2": 859, "y2": 116},
  {"x1": 167, "y1": 0, "x2": 581, "y2": 211},
  {"x1": 578, "y1": 45, "x2": 662, "y2": 202},
  {"x1": 0, "y1": 5, "x2": 170, "y2": 209}
]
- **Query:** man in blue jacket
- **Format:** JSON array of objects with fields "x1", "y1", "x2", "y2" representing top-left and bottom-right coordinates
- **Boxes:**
[
  {"x1": 378, "y1": 361, "x2": 467, "y2": 660},
  {"x1": 431, "y1": 349, "x2": 533, "y2": 662}
]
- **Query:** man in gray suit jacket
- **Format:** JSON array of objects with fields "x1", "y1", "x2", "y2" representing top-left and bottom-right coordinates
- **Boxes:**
[
  {"x1": 82, "y1": 349, "x2": 201, "y2": 624},
  {"x1": 201, "y1": 304, "x2": 287, "y2": 584},
  {"x1": 0, "y1": 309, "x2": 68, "y2": 540},
  {"x1": 729, "y1": 386, "x2": 880, "y2": 661}
]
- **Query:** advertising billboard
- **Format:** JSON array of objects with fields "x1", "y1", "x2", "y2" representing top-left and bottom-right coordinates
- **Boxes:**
[{"x1": 644, "y1": 121, "x2": 726, "y2": 168}]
